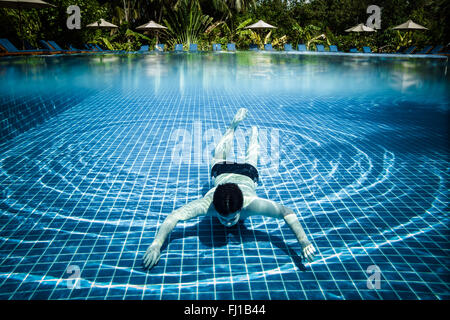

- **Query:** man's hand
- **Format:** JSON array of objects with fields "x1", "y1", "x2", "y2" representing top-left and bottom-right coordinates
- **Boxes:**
[
  {"x1": 302, "y1": 243, "x2": 316, "y2": 263},
  {"x1": 143, "y1": 245, "x2": 161, "y2": 269}
]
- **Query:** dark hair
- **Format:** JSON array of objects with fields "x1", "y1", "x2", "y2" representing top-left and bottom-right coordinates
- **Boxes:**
[{"x1": 213, "y1": 183, "x2": 243, "y2": 216}]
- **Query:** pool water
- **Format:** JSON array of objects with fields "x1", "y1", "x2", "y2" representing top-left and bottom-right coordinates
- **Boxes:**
[{"x1": 0, "y1": 52, "x2": 448, "y2": 300}]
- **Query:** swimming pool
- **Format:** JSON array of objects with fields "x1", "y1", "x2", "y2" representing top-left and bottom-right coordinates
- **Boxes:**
[{"x1": 0, "y1": 52, "x2": 448, "y2": 300}]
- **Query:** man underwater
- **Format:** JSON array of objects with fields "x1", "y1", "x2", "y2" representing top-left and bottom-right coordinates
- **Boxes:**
[{"x1": 143, "y1": 108, "x2": 316, "y2": 269}]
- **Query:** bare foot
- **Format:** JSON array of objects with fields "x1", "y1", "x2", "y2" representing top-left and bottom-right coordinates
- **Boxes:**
[{"x1": 230, "y1": 108, "x2": 248, "y2": 129}]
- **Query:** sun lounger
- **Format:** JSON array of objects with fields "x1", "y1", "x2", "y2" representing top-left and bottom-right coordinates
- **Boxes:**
[
  {"x1": 138, "y1": 45, "x2": 149, "y2": 52},
  {"x1": 415, "y1": 45, "x2": 433, "y2": 54},
  {"x1": 429, "y1": 45, "x2": 443, "y2": 54},
  {"x1": 316, "y1": 44, "x2": 325, "y2": 52},
  {"x1": 284, "y1": 44, "x2": 293, "y2": 51},
  {"x1": 227, "y1": 43, "x2": 236, "y2": 51},
  {"x1": 349, "y1": 47, "x2": 360, "y2": 53},
  {"x1": 189, "y1": 44, "x2": 198, "y2": 52},
  {"x1": 362, "y1": 46, "x2": 372, "y2": 53},
  {"x1": 69, "y1": 44, "x2": 94, "y2": 53},
  {"x1": 174, "y1": 44, "x2": 183, "y2": 52},
  {"x1": 264, "y1": 44, "x2": 273, "y2": 51},
  {"x1": 329, "y1": 45, "x2": 340, "y2": 52},
  {"x1": 212, "y1": 43, "x2": 221, "y2": 51},
  {"x1": 249, "y1": 44, "x2": 259, "y2": 51},
  {"x1": 0, "y1": 38, "x2": 49, "y2": 56},
  {"x1": 155, "y1": 44, "x2": 165, "y2": 52},
  {"x1": 87, "y1": 43, "x2": 123, "y2": 54},
  {"x1": 403, "y1": 46, "x2": 416, "y2": 54},
  {"x1": 297, "y1": 44, "x2": 307, "y2": 52},
  {"x1": 48, "y1": 40, "x2": 88, "y2": 53},
  {"x1": 39, "y1": 40, "x2": 65, "y2": 53}
]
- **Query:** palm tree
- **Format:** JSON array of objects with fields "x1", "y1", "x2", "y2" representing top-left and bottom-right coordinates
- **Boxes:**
[{"x1": 163, "y1": 0, "x2": 213, "y2": 47}]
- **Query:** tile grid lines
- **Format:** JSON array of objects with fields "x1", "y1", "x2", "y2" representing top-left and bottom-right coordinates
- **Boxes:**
[
  {"x1": 60, "y1": 89, "x2": 141, "y2": 297},
  {"x1": 305, "y1": 120, "x2": 387, "y2": 299},
  {"x1": 0, "y1": 54, "x2": 448, "y2": 300},
  {"x1": 5, "y1": 99, "x2": 116, "y2": 299},
  {"x1": 281, "y1": 114, "x2": 342, "y2": 299},
  {"x1": 139, "y1": 93, "x2": 176, "y2": 299},
  {"x1": 64, "y1": 90, "x2": 147, "y2": 299},
  {"x1": 269, "y1": 113, "x2": 336, "y2": 299},
  {"x1": 274, "y1": 95, "x2": 387, "y2": 298},
  {"x1": 249, "y1": 102, "x2": 306, "y2": 300},
  {"x1": 326, "y1": 155, "x2": 389, "y2": 299},
  {"x1": 292, "y1": 103, "x2": 409, "y2": 298},
  {"x1": 139, "y1": 91, "x2": 175, "y2": 300},
  {"x1": 372, "y1": 170, "x2": 444, "y2": 298},
  {"x1": 288, "y1": 96, "x2": 447, "y2": 298},
  {"x1": 277, "y1": 94, "x2": 447, "y2": 296},
  {"x1": 0, "y1": 89, "x2": 120, "y2": 298},
  {"x1": 106, "y1": 94, "x2": 157, "y2": 299},
  {"x1": 153, "y1": 93, "x2": 181, "y2": 300},
  {"x1": 275, "y1": 145, "x2": 339, "y2": 299},
  {"x1": 71, "y1": 97, "x2": 146, "y2": 299},
  {"x1": 178, "y1": 96, "x2": 192, "y2": 299},
  {"x1": 236, "y1": 97, "x2": 275, "y2": 300},
  {"x1": 338, "y1": 160, "x2": 425, "y2": 299},
  {"x1": 99, "y1": 95, "x2": 156, "y2": 299}
]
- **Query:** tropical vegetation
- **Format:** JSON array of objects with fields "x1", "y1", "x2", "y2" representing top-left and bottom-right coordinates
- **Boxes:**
[{"x1": 0, "y1": 0, "x2": 448, "y2": 52}]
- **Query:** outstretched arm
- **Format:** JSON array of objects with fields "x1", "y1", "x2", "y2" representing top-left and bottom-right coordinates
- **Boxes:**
[
  {"x1": 245, "y1": 198, "x2": 316, "y2": 262},
  {"x1": 143, "y1": 195, "x2": 212, "y2": 269}
]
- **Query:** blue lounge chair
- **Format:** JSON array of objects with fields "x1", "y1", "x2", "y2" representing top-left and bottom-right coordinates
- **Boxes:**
[
  {"x1": 0, "y1": 38, "x2": 48, "y2": 55},
  {"x1": 85, "y1": 43, "x2": 104, "y2": 52},
  {"x1": 403, "y1": 46, "x2": 416, "y2": 54},
  {"x1": 174, "y1": 44, "x2": 183, "y2": 52},
  {"x1": 39, "y1": 40, "x2": 64, "y2": 53},
  {"x1": 297, "y1": 44, "x2": 307, "y2": 52},
  {"x1": 349, "y1": 47, "x2": 360, "y2": 53},
  {"x1": 227, "y1": 43, "x2": 236, "y2": 51},
  {"x1": 264, "y1": 44, "x2": 273, "y2": 51},
  {"x1": 155, "y1": 43, "x2": 165, "y2": 52},
  {"x1": 284, "y1": 44, "x2": 293, "y2": 51},
  {"x1": 189, "y1": 44, "x2": 198, "y2": 52},
  {"x1": 48, "y1": 40, "x2": 86, "y2": 53},
  {"x1": 316, "y1": 44, "x2": 325, "y2": 52},
  {"x1": 212, "y1": 43, "x2": 221, "y2": 51},
  {"x1": 69, "y1": 44, "x2": 93, "y2": 53},
  {"x1": 88, "y1": 43, "x2": 123, "y2": 54},
  {"x1": 415, "y1": 45, "x2": 433, "y2": 54},
  {"x1": 249, "y1": 44, "x2": 259, "y2": 51},
  {"x1": 362, "y1": 46, "x2": 372, "y2": 53},
  {"x1": 429, "y1": 45, "x2": 443, "y2": 54},
  {"x1": 329, "y1": 45, "x2": 339, "y2": 52},
  {"x1": 137, "y1": 45, "x2": 149, "y2": 52}
]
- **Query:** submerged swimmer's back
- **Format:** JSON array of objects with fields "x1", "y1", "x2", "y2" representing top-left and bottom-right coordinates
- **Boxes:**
[{"x1": 143, "y1": 108, "x2": 316, "y2": 269}]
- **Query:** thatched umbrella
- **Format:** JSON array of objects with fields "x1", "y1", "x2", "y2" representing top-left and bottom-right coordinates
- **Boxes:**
[
  {"x1": 0, "y1": 0, "x2": 56, "y2": 49},
  {"x1": 392, "y1": 20, "x2": 428, "y2": 31},
  {"x1": 345, "y1": 23, "x2": 376, "y2": 33},
  {"x1": 136, "y1": 20, "x2": 167, "y2": 46},
  {"x1": 392, "y1": 20, "x2": 428, "y2": 52},
  {"x1": 345, "y1": 23, "x2": 375, "y2": 50},
  {"x1": 86, "y1": 19, "x2": 118, "y2": 29},
  {"x1": 244, "y1": 20, "x2": 277, "y2": 49}
]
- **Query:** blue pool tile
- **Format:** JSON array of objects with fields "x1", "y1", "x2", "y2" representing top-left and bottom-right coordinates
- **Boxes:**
[{"x1": 0, "y1": 52, "x2": 448, "y2": 300}]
